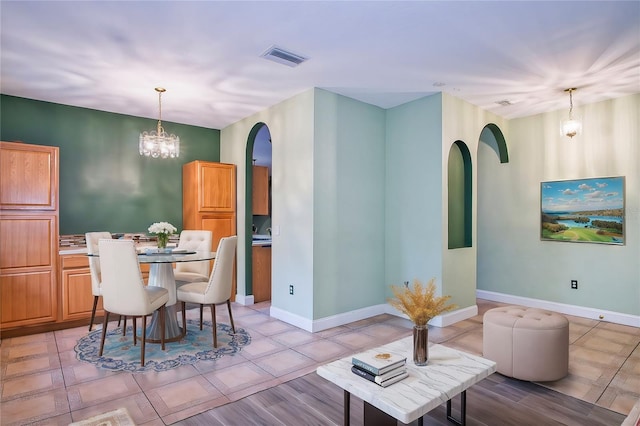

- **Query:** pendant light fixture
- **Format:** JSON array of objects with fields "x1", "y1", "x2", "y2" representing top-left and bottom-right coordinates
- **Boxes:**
[
  {"x1": 139, "y1": 87, "x2": 180, "y2": 158},
  {"x1": 561, "y1": 88, "x2": 582, "y2": 139}
]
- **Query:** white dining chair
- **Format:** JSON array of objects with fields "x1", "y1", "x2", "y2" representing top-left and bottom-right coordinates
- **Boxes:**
[
  {"x1": 85, "y1": 231, "x2": 113, "y2": 331},
  {"x1": 174, "y1": 230, "x2": 213, "y2": 286},
  {"x1": 98, "y1": 239, "x2": 169, "y2": 366},
  {"x1": 177, "y1": 235, "x2": 237, "y2": 348}
]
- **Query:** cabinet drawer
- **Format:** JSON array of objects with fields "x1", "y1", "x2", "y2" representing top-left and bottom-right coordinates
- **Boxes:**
[{"x1": 61, "y1": 254, "x2": 89, "y2": 269}]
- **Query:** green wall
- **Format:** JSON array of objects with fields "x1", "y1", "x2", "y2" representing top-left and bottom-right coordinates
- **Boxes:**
[{"x1": 1, "y1": 95, "x2": 220, "y2": 234}]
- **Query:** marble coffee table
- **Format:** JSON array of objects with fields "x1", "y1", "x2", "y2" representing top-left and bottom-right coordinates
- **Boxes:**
[{"x1": 316, "y1": 336, "x2": 497, "y2": 426}]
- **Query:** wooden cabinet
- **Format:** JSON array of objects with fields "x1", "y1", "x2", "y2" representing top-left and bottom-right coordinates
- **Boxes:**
[
  {"x1": 252, "y1": 245, "x2": 271, "y2": 303},
  {"x1": 183, "y1": 161, "x2": 236, "y2": 248},
  {"x1": 183, "y1": 161, "x2": 237, "y2": 298},
  {"x1": 1, "y1": 142, "x2": 59, "y2": 329},
  {"x1": 60, "y1": 255, "x2": 97, "y2": 321},
  {"x1": 59, "y1": 254, "x2": 150, "y2": 321},
  {"x1": 252, "y1": 165, "x2": 269, "y2": 215},
  {"x1": 1, "y1": 142, "x2": 58, "y2": 210}
]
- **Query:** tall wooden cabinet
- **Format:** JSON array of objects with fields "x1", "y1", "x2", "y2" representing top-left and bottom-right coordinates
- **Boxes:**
[
  {"x1": 183, "y1": 161, "x2": 237, "y2": 297},
  {"x1": 252, "y1": 165, "x2": 269, "y2": 215},
  {"x1": 1, "y1": 141, "x2": 59, "y2": 329}
]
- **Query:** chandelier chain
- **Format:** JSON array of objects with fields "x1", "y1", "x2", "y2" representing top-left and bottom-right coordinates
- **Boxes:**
[{"x1": 156, "y1": 88, "x2": 164, "y2": 135}]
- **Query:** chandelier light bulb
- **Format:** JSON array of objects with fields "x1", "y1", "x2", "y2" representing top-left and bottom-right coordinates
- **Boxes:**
[{"x1": 560, "y1": 88, "x2": 582, "y2": 139}]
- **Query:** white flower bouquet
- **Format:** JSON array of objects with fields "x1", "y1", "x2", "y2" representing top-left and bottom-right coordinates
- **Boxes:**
[{"x1": 148, "y1": 222, "x2": 177, "y2": 248}]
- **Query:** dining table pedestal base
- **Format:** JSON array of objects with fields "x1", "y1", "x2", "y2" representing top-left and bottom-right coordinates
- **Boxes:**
[
  {"x1": 145, "y1": 263, "x2": 184, "y2": 343},
  {"x1": 145, "y1": 304, "x2": 184, "y2": 343}
]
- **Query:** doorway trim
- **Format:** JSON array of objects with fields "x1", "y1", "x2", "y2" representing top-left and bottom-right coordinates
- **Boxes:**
[{"x1": 244, "y1": 122, "x2": 267, "y2": 298}]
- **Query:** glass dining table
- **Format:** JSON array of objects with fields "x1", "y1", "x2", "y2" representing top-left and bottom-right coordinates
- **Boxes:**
[{"x1": 89, "y1": 249, "x2": 216, "y2": 343}]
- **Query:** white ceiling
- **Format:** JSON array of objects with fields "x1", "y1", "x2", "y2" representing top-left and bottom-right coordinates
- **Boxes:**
[{"x1": 1, "y1": 1, "x2": 638, "y2": 130}]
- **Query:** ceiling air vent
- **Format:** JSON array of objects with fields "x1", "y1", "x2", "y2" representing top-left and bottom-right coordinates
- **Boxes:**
[{"x1": 261, "y1": 45, "x2": 308, "y2": 67}]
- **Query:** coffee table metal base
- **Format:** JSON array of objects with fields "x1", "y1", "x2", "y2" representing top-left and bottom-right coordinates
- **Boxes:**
[{"x1": 344, "y1": 390, "x2": 466, "y2": 426}]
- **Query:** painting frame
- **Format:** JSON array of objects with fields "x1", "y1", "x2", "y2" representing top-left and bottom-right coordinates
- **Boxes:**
[{"x1": 540, "y1": 176, "x2": 625, "y2": 245}]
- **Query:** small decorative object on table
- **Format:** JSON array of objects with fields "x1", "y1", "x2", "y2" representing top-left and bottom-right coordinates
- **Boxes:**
[
  {"x1": 148, "y1": 221, "x2": 177, "y2": 251},
  {"x1": 388, "y1": 278, "x2": 457, "y2": 366}
]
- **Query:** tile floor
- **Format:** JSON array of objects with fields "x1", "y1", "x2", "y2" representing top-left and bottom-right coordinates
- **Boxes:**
[{"x1": 1, "y1": 299, "x2": 638, "y2": 425}]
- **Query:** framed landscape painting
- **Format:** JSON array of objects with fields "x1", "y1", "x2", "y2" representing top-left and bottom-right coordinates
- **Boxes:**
[{"x1": 541, "y1": 176, "x2": 625, "y2": 245}]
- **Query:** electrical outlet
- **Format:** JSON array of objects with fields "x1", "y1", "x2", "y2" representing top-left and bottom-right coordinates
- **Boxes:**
[
  {"x1": 571, "y1": 280, "x2": 578, "y2": 289},
  {"x1": 289, "y1": 285, "x2": 294, "y2": 295}
]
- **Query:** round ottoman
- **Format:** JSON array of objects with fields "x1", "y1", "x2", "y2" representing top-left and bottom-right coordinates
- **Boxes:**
[{"x1": 482, "y1": 306, "x2": 569, "y2": 381}]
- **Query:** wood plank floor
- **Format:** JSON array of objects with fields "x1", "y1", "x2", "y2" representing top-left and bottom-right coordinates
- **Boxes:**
[{"x1": 177, "y1": 371, "x2": 626, "y2": 426}]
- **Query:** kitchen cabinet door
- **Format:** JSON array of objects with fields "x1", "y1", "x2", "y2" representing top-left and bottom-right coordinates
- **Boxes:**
[
  {"x1": 0, "y1": 142, "x2": 58, "y2": 210},
  {"x1": 1, "y1": 213, "x2": 58, "y2": 328},
  {"x1": 252, "y1": 245, "x2": 271, "y2": 303},
  {"x1": 252, "y1": 165, "x2": 269, "y2": 215}
]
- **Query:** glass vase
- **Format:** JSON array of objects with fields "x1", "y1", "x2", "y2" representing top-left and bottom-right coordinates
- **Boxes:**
[
  {"x1": 157, "y1": 234, "x2": 169, "y2": 249},
  {"x1": 413, "y1": 324, "x2": 428, "y2": 366}
]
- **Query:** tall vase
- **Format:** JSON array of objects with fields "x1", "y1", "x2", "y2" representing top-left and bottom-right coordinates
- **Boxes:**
[{"x1": 413, "y1": 324, "x2": 428, "y2": 366}]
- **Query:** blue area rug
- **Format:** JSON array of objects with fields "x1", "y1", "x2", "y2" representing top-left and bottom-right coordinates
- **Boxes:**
[{"x1": 75, "y1": 319, "x2": 251, "y2": 373}]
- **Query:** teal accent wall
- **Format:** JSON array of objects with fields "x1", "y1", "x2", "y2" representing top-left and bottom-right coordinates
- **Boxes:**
[
  {"x1": 385, "y1": 94, "x2": 444, "y2": 294},
  {"x1": 313, "y1": 89, "x2": 386, "y2": 319},
  {"x1": 448, "y1": 141, "x2": 472, "y2": 249},
  {"x1": 1, "y1": 95, "x2": 219, "y2": 234}
]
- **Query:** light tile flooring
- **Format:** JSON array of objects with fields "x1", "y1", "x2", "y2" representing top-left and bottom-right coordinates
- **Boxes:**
[{"x1": 1, "y1": 299, "x2": 638, "y2": 425}]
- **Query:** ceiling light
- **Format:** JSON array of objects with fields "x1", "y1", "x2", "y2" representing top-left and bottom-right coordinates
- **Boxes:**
[
  {"x1": 496, "y1": 100, "x2": 512, "y2": 106},
  {"x1": 139, "y1": 87, "x2": 180, "y2": 158},
  {"x1": 561, "y1": 88, "x2": 582, "y2": 139}
]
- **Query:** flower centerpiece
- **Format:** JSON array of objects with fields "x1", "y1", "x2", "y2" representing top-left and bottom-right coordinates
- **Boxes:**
[
  {"x1": 148, "y1": 222, "x2": 177, "y2": 250},
  {"x1": 388, "y1": 278, "x2": 457, "y2": 366}
]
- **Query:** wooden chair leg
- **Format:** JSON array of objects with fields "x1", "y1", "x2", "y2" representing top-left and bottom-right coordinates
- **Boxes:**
[
  {"x1": 160, "y1": 305, "x2": 166, "y2": 351},
  {"x1": 211, "y1": 304, "x2": 217, "y2": 348},
  {"x1": 89, "y1": 296, "x2": 99, "y2": 331},
  {"x1": 226, "y1": 299, "x2": 236, "y2": 333},
  {"x1": 122, "y1": 316, "x2": 127, "y2": 336},
  {"x1": 141, "y1": 315, "x2": 147, "y2": 366},
  {"x1": 133, "y1": 317, "x2": 137, "y2": 346},
  {"x1": 199, "y1": 304, "x2": 204, "y2": 330},
  {"x1": 99, "y1": 311, "x2": 110, "y2": 356},
  {"x1": 181, "y1": 301, "x2": 187, "y2": 337}
]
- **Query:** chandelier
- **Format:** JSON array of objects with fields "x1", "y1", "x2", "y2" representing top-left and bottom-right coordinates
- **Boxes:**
[
  {"x1": 139, "y1": 87, "x2": 180, "y2": 158},
  {"x1": 561, "y1": 88, "x2": 582, "y2": 139}
]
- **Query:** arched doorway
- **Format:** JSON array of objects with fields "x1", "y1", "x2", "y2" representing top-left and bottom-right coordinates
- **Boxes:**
[{"x1": 244, "y1": 123, "x2": 272, "y2": 302}]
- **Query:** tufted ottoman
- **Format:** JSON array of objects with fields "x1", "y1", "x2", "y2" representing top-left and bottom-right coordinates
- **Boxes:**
[{"x1": 483, "y1": 306, "x2": 569, "y2": 381}]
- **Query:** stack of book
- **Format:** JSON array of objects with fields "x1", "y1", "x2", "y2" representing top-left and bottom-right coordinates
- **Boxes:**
[{"x1": 351, "y1": 349, "x2": 408, "y2": 387}]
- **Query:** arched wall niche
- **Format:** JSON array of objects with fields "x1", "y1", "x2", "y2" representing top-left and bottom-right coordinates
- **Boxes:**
[
  {"x1": 480, "y1": 123, "x2": 509, "y2": 163},
  {"x1": 448, "y1": 140, "x2": 472, "y2": 249}
]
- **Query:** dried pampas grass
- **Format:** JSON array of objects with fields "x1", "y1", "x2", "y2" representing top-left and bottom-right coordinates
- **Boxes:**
[{"x1": 388, "y1": 278, "x2": 457, "y2": 326}]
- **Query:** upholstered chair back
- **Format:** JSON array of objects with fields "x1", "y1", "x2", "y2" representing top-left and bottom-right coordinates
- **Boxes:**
[
  {"x1": 98, "y1": 239, "x2": 151, "y2": 316},
  {"x1": 175, "y1": 230, "x2": 212, "y2": 277},
  {"x1": 85, "y1": 232, "x2": 112, "y2": 296},
  {"x1": 204, "y1": 236, "x2": 237, "y2": 303}
]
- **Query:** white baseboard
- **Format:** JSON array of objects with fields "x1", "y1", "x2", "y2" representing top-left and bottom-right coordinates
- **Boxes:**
[
  {"x1": 270, "y1": 306, "x2": 313, "y2": 332},
  {"x1": 234, "y1": 294, "x2": 254, "y2": 306},
  {"x1": 429, "y1": 305, "x2": 478, "y2": 327},
  {"x1": 477, "y1": 290, "x2": 640, "y2": 328},
  {"x1": 270, "y1": 303, "x2": 479, "y2": 333},
  {"x1": 270, "y1": 304, "x2": 390, "y2": 332},
  {"x1": 311, "y1": 304, "x2": 388, "y2": 332},
  {"x1": 384, "y1": 304, "x2": 477, "y2": 327}
]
